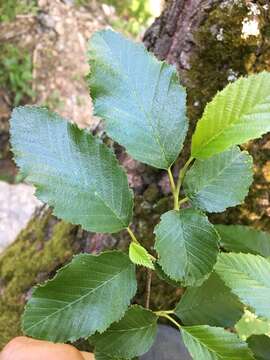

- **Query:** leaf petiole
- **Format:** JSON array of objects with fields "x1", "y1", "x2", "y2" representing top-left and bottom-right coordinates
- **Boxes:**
[
  {"x1": 155, "y1": 311, "x2": 181, "y2": 329},
  {"x1": 179, "y1": 197, "x2": 189, "y2": 207},
  {"x1": 167, "y1": 167, "x2": 179, "y2": 210},
  {"x1": 127, "y1": 226, "x2": 140, "y2": 245},
  {"x1": 176, "y1": 157, "x2": 194, "y2": 200}
]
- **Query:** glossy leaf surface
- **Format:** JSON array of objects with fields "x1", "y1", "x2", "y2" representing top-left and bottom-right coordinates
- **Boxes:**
[
  {"x1": 182, "y1": 325, "x2": 254, "y2": 360},
  {"x1": 88, "y1": 30, "x2": 188, "y2": 169},
  {"x1": 11, "y1": 106, "x2": 133, "y2": 233},
  {"x1": 91, "y1": 305, "x2": 157, "y2": 358},
  {"x1": 215, "y1": 253, "x2": 270, "y2": 319},
  {"x1": 184, "y1": 147, "x2": 253, "y2": 212},
  {"x1": 154, "y1": 209, "x2": 219, "y2": 286},
  {"x1": 175, "y1": 272, "x2": 244, "y2": 327},
  {"x1": 23, "y1": 251, "x2": 137, "y2": 342},
  {"x1": 192, "y1": 72, "x2": 270, "y2": 158}
]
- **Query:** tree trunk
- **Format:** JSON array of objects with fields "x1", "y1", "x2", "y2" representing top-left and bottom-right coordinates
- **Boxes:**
[
  {"x1": 144, "y1": 0, "x2": 270, "y2": 229},
  {"x1": 1, "y1": 0, "x2": 270, "y2": 348}
]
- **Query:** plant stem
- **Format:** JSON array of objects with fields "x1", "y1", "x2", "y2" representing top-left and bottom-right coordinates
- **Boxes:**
[
  {"x1": 179, "y1": 196, "x2": 189, "y2": 207},
  {"x1": 145, "y1": 269, "x2": 152, "y2": 309},
  {"x1": 127, "y1": 227, "x2": 157, "y2": 262},
  {"x1": 127, "y1": 226, "x2": 140, "y2": 245},
  {"x1": 155, "y1": 311, "x2": 181, "y2": 329},
  {"x1": 175, "y1": 157, "x2": 194, "y2": 200},
  {"x1": 163, "y1": 314, "x2": 181, "y2": 329},
  {"x1": 167, "y1": 167, "x2": 179, "y2": 210},
  {"x1": 154, "y1": 310, "x2": 175, "y2": 315}
]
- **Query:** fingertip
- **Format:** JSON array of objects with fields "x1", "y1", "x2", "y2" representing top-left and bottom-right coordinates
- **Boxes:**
[
  {"x1": 1, "y1": 337, "x2": 30, "y2": 360},
  {"x1": 80, "y1": 351, "x2": 95, "y2": 360}
]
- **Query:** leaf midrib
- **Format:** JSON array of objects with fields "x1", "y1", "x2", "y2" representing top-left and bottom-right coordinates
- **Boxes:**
[
  {"x1": 218, "y1": 256, "x2": 270, "y2": 289},
  {"x1": 189, "y1": 150, "x2": 246, "y2": 194},
  {"x1": 183, "y1": 328, "x2": 224, "y2": 359},
  {"x1": 27, "y1": 119, "x2": 130, "y2": 228},
  {"x1": 25, "y1": 263, "x2": 132, "y2": 331},
  {"x1": 97, "y1": 34, "x2": 170, "y2": 167},
  {"x1": 106, "y1": 322, "x2": 156, "y2": 334},
  {"x1": 195, "y1": 81, "x2": 270, "y2": 154}
]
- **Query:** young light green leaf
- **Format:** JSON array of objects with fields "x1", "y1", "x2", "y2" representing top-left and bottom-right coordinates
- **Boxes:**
[
  {"x1": 10, "y1": 106, "x2": 133, "y2": 233},
  {"x1": 215, "y1": 253, "x2": 270, "y2": 319},
  {"x1": 88, "y1": 29, "x2": 188, "y2": 169},
  {"x1": 247, "y1": 335, "x2": 270, "y2": 360},
  {"x1": 91, "y1": 305, "x2": 158, "y2": 359},
  {"x1": 191, "y1": 71, "x2": 270, "y2": 158},
  {"x1": 129, "y1": 242, "x2": 154, "y2": 269},
  {"x1": 215, "y1": 225, "x2": 270, "y2": 256},
  {"x1": 22, "y1": 251, "x2": 137, "y2": 342},
  {"x1": 181, "y1": 325, "x2": 254, "y2": 360},
  {"x1": 236, "y1": 310, "x2": 270, "y2": 340},
  {"x1": 184, "y1": 146, "x2": 253, "y2": 212},
  {"x1": 175, "y1": 272, "x2": 244, "y2": 327},
  {"x1": 154, "y1": 209, "x2": 219, "y2": 286}
]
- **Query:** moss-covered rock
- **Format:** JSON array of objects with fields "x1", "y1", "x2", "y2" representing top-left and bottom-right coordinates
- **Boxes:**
[{"x1": 0, "y1": 208, "x2": 81, "y2": 348}]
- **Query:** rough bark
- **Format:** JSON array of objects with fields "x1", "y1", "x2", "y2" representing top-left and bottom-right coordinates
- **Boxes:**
[
  {"x1": 1, "y1": 0, "x2": 270, "y2": 348},
  {"x1": 144, "y1": 0, "x2": 270, "y2": 230},
  {"x1": 144, "y1": 0, "x2": 219, "y2": 71}
]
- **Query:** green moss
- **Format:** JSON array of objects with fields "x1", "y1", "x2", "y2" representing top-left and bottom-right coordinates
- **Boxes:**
[
  {"x1": 186, "y1": 2, "x2": 246, "y2": 122},
  {"x1": 0, "y1": 210, "x2": 77, "y2": 349},
  {"x1": 0, "y1": 44, "x2": 35, "y2": 106},
  {"x1": 186, "y1": 0, "x2": 270, "y2": 229},
  {"x1": 0, "y1": 0, "x2": 37, "y2": 22},
  {"x1": 187, "y1": 1, "x2": 270, "y2": 123}
]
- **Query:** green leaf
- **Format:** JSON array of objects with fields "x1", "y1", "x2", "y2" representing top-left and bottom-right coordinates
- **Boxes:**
[
  {"x1": 129, "y1": 242, "x2": 154, "y2": 269},
  {"x1": 181, "y1": 325, "x2": 254, "y2": 360},
  {"x1": 94, "y1": 352, "x2": 127, "y2": 360},
  {"x1": 10, "y1": 106, "x2": 133, "y2": 233},
  {"x1": 88, "y1": 29, "x2": 188, "y2": 169},
  {"x1": 154, "y1": 263, "x2": 182, "y2": 288},
  {"x1": 22, "y1": 251, "x2": 137, "y2": 342},
  {"x1": 247, "y1": 335, "x2": 270, "y2": 360},
  {"x1": 215, "y1": 253, "x2": 270, "y2": 319},
  {"x1": 215, "y1": 225, "x2": 270, "y2": 256},
  {"x1": 191, "y1": 71, "x2": 270, "y2": 158},
  {"x1": 95, "y1": 355, "x2": 137, "y2": 360},
  {"x1": 91, "y1": 305, "x2": 158, "y2": 359},
  {"x1": 175, "y1": 272, "x2": 244, "y2": 327},
  {"x1": 154, "y1": 209, "x2": 219, "y2": 286},
  {"x1": 236, "y1": 310, "x2": 270, "y2": 340},
  {"x1": 184, "y1": 146, "x2": 253, "y2": 212}
]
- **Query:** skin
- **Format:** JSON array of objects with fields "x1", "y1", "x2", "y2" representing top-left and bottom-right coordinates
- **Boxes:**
[{"x1": 0, "y1": 337, "x2": 94, "y2": 360}]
